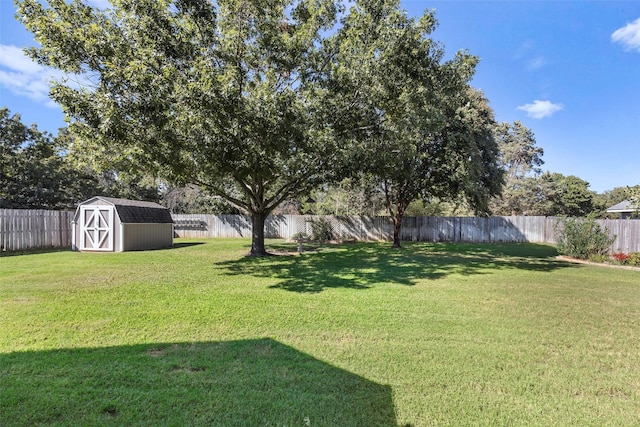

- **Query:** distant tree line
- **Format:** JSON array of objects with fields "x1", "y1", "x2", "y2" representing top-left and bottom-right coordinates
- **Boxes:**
[{"x1": 0, "y1": 107, "x2": 160, "y2": 209}]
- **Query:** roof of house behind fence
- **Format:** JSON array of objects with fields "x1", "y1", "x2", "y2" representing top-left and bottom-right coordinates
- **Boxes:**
[{"x1": 606, "y1": 200, "x2": 636, "y2": 213}]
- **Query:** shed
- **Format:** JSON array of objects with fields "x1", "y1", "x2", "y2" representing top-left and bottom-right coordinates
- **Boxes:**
[
  {"x1": 72, "y1": 196, "x2": 174, "y2": 252},
  {"x1": 606, "y1": 200, "x2": 639, "y2": 219}
]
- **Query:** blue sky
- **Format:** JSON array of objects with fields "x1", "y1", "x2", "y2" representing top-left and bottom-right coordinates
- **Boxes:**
[{"x1": 1, "y1": 1, "x2": 639, "y2": 193}]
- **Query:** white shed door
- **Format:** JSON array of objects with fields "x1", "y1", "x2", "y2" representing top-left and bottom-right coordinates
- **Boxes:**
[{"x1": 80, "y1": 205, "x2": 114, "y2": 251}]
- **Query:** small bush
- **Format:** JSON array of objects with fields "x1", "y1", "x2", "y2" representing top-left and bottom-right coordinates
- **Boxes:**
[
  {"x1": 612, "y1": 252, "x2": 640, "y2": 266},
  {"x1": 589, "y1": 254, "x2": 610, "y2": 264},
  {"x1": 556, "y1": 215, "x2": 616, "y2": 260},
  {"x1": 628, "y1": 252, "x2": 640, "y2": 266},
  {"x1": 311, "y1": 217, "x2": 334, "y2": 243}
]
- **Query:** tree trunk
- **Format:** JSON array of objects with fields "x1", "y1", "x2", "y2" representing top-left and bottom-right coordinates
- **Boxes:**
[
  {"x1": 392, "y1": 214, "x2": 402, "y2": 248},
  {"x1": 249, "y1": 211, "x2": 269, "y2": 256},
  {"x1": 383, "y1": 182, "x2": 405, "y2": 249}
]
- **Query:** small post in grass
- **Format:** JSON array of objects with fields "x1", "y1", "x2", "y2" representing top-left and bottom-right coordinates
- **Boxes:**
[{"x1": 292, "y1": 232, "x2": 308, "y2": 253}]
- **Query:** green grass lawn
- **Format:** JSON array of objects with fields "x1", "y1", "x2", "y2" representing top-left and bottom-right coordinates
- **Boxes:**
[{"x1": 1, "y1": 239, "x2": 639, "y2": 426}]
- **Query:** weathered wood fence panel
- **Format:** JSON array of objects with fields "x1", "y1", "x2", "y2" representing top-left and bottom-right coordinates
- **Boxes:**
[
  {"x1": 396, "y1": 216, "x2": 551, "y2": 244},
  {"x1": 600, "y1": 219, "x2": 640, "y2": 254},
  {"x1": 2, "y1": 210, "x2": 638, "y2": 253},
  {"x1": 173, "y1": 214, "x2": 640, "y2": 252},
  {"x1": 172, "y1": 215, "x2": 554, "y2": 244},
  {"x1": 0, "y1": 209, "x2": 74, "y2": 252}
]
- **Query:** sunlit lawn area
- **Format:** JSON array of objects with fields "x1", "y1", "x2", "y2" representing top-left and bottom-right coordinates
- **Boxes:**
[{"x1": 1, "y1": 239, "x2": 639, "y2": 426}]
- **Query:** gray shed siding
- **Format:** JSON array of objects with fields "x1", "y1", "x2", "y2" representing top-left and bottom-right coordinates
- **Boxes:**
[{"x1": 121, "y1": 223, "x2": 174, "y2": 251}]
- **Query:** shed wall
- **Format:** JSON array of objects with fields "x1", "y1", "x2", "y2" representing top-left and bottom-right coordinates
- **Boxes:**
[{"x1": 121, "y1": 223, "x2": 173, "y2": 251}]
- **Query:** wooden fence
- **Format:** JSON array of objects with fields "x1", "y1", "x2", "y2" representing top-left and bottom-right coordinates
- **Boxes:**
[
  {"x1": 173, "y1": 214, "x2": 640, "y2": 253},
  {"x1": 0, "y1": 209, "x2": 74, "y2": 252},
  {"x1": 598, "y1": 219, "x2": 640, "y2": 254},
  {"x1": 1, "y1": 209, "x2": 638, "y2": 253},
  {"x1": 172, "y1": 214, "x2": 557, "y2": 243}
]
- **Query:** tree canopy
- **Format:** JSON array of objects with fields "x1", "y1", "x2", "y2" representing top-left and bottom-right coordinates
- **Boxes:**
[
  {"x1": 490, "y1": 121, "x2": 545, "y2": 216},
  {"x1": 540, "y1": 172, "x2": 594, "y2": 217},
  {"x1": 18, "y1": 0, "x2": 503, "y2": 251},
  {"x1": 1, "y1": 107, "x2": 93, "y2": 209},
  {"x1": 494, "y1": 121, "x2": 543, "y2": 180},
  {"x1": 326, "y1": 1, "x2": 503, "y2": 246}
]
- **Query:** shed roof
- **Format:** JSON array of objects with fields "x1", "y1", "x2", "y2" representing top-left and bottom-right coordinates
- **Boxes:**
[
  {"x1": 75, "y1": 196, "x2": 173, "y2": 224},
  {"x1": 606, "y1": 200, "x2": 637, "y2": 213}
]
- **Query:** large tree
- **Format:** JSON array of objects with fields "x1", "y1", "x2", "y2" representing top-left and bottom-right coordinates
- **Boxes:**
[
  {"x1": 326, "y1": 1, "x2": 503, "y2": 247},
  {"x1": 18, "y1": 0, "x2": 340, "y2": 255}
]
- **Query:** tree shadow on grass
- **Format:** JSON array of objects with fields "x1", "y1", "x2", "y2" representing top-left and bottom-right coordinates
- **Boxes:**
[
  {"x1": 217, "y1": 242, "x2": 578, "y2": 293},
  {"x1": 0, "y1": 246, "x2": 70, "y2": 257},
  {"x1": 0, "y1": 242, "x2": 204, "y2": 257},
  {"x1": 168, "y1": 242, "x2": 205, "y2": 250},
  {"x1": 0, "y1": 339, "x2": 396, "y2": 426}
]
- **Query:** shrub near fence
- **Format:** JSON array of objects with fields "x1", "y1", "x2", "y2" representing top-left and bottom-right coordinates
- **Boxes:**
[{"x1": 0, "y1": 209, "x2": 74, "y2": 252}]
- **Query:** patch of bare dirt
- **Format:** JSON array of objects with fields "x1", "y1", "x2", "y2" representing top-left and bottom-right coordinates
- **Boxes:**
[{"x1": 556, "y1": 256, "x2": 640, "y2": 271}]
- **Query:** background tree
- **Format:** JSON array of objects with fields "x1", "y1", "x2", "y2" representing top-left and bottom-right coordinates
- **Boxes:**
[
  {"x1": 592, "y1": 184, "x2": 640, "y2": 218},
  {"x1": 631, "y1": 188, "x2": 640, "y2": 214},
  {"x1": 1, "y1": 107, "x2": 163, "y2": 208},
  {"x1": 0, "y1": 107, "x2": 99, "y2": 209},
  {"x1": 494, "y1": 121, "x2": 543, "y2": 180},
  {"x1": 623, "y1": 186, "x2": 640, "y2": 219},
  {"x1": 1, "y1": 107, "x2": 59, "y2": 208},
  {"x1": 490, "y1": 121, "x2": 544, "y2": 215},
  {"x1": 305, "y1": 178, "x2": 386, "y2": 216},
  {"x1": 403, "y1": 198, "x2": 469, "y2": 217},
  {"x1": 326, "y1": 1, "x2": 502, "y2": 247},
  {"x1": 540, "y1": 172, "x2": 595, "y2": 217},
  {"x1": 18, "y1": 0, "x2": 341, "y2": 256},
  {"x1": 162, "y1": 184, "x2": 240, "y2": 214}
]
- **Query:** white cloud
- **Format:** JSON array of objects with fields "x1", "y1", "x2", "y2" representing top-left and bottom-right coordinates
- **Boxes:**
[
  {"x1": 0, "y1": 45, "x2": 43, "y2": 74},
  {"x1": 513, "y1": 41, "x2": 548, "y2": 73},
  {"x1": 612, "y1": 17, "x2": 640, "y2": 52},
  {"x1": 526, "y1": 56, "x2": 547, "y2": 71},
  {"x1": 513, "y1": 40, "x2": 535, "y2": 60},
  {"x1": 0, "y1": 44, "x2": 61, "y2": 107},
  {"x1": 517, "y1": 100, "x2": 564, "y2": 119},
  {"x1": 0, "y1": 44, "x2": 94, "y2": 109}
]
